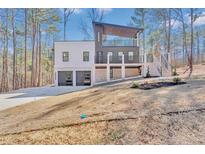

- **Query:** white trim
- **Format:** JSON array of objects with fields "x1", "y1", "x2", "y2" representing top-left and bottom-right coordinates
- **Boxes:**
[{"x1": 95, "y1": 63, "x2": 144, "y2": 67}]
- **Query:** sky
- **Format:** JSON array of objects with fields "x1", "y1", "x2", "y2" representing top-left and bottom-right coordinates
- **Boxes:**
[
  {"x1": 61, "y1": 8, "x2": 205, "y2": 41},
  {"x1": 61, "y1": 8, "x2": 135, "y2": 40}
]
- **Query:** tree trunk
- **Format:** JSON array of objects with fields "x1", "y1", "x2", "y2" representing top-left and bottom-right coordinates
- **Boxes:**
[
  {"x1": 64, "y1": 8, "x2": 66, "y2": 40},
  {"x1": 196, "y1": 31, "x2": 200, "y2": 63},
  {"x1": 1, "y1": 9, "x2": 9, "y2": 92},
  {"x1": 189, "y1": 8, "x2": 194, "y2": 78},
  {"x1": 35, "y1": 23, "x2": 39, "y2": 86},
  {"x1": 37, "y1": 24, "x2": 42, "y2": 87},
  {"x1": 24, "y1": 8, "x2": 27, "y2": 88},
  {"x1": 142, "y1": 10, "x2": 145, "y2": 62},
  {"x1": 179, "y1": 8, "x2": 188, "y2": 66},
  {"x1": 167, "y1": 9, "x2": 172, "y2": 75},
  {"x1": 12, "y1": 9, "x2": 17, "y2": 90},
  {"x1": 31, "y1": 9, "x2": 36, "y2": 86},
  {"x1": 167, "y1": 9, "x2": 171, "y2": 54},
  {"x1": 182, "y1": 22, "x2": 187, "y2": 65}
]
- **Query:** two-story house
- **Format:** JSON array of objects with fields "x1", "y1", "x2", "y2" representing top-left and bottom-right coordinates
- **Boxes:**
[
  {"x1": 54, "y1": 22, "x2": 162, "y2": 87},
  {"x1": 93, "y1": 22, "x2": 143, "y2": 83}
]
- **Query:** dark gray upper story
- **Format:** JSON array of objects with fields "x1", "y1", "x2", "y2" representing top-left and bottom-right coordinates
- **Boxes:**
[{"x1": 93, "y1": 22, "x2": 143, "y2": 64}]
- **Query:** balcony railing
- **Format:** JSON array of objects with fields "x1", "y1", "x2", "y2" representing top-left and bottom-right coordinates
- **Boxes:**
[
  {"x1": 102, "y1": 39, "x2": 137, "y2": 47},
  {"x1": 95, "y1": 54, "x2": 140, "y2": 64}
]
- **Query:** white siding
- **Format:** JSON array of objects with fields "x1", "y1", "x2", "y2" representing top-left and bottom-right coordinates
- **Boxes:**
[
  {"x1": 54, "y1": 41, "x2": 95, "y2": 86},
  {"x1": 54, "y1": 41, "x2": 95, "y2": 69}
]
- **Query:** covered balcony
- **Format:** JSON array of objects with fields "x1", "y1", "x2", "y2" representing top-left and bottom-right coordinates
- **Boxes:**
[
  {"x1": 93, "y1": 21, "x2": 143, "y2": 48},
  {"x1": 102, "y1": 35, "x2": 137, "y2": 47}
]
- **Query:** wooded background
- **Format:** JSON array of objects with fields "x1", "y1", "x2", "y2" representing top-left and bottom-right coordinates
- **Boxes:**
[{"x1": 0, "y1": 8, "x2": 205, "y2": 93}]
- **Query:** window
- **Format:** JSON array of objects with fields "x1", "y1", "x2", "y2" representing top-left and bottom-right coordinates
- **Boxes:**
[
  {"x1": 128, "y1": 51, "x2": 134, "y2": 61},
  {"x1": 62, "y1": 52, "x2": 69, "y2": 62},
  {"x1": 102, "y1": 34, "x2": 135, "y2": 47},
  {"x1": 83, "y1": 51, "x2": 89, "y2": 62}
]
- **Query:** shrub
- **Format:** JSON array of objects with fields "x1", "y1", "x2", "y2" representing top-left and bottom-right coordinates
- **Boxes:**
[
  {"x1": 173, "y1": 77, "x2": 181, "y2": 84},
  {"x1": 131, "y1": 82, "x2": 140, "y2": 88},
  {"x1": 172, "y1": 67, "x2": 178, "y2": 76}
]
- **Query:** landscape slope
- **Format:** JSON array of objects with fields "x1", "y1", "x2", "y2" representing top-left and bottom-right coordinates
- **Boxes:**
[{"x1": 0, "y1": 64, "x2": 205, "y2": 144}]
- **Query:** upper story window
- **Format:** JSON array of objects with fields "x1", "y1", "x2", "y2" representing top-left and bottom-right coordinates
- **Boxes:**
[
  {"x1": 63, "y1": 52, "x2": 69, "y2": 62},
  {"x1": 83, "y1": 51, "x2": 89, "y2": 62},
  {"x1": 128, "y1": 51, "x2": 134, "y2": 61},
  {"x1": 102, "y1": 34, "x2": 136, "y2": 47}
]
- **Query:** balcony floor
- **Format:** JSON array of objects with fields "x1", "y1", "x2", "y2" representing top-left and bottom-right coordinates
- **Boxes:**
[{"x1": 95, "y1": 63, "x2": 144, "y2": 67}]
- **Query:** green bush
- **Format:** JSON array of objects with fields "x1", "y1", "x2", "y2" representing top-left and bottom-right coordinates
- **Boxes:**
[
  {"x1": 173, "y1": 77, "x2": 181, "y2": 84},
  {"x1": 131, "y1": 82, "x2": 140, "y2": 88}
]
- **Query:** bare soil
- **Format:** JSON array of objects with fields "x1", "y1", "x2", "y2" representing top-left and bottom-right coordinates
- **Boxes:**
[
  {"x1": 0, "y1": 73, "x2": 205, "y2": 144},
  {"x1": 177, "y1": 63, "x2": 205, "y2": 78}
]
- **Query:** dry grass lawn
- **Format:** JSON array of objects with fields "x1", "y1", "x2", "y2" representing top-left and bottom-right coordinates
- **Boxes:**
[
  {"x1": 0, "y1": 66, "x2": 205, "y2": 144},
  {"x1": 177, "y1": 63, "x2": 205, "y2": 77}
]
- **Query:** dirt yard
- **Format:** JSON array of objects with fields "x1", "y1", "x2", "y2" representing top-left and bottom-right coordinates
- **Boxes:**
[
  {"x1": 0, "y1": 72, "x2": 205, "y2": 144},
  {"x1": 177, "y1": 63, "x2": 205, "y2": 77}
]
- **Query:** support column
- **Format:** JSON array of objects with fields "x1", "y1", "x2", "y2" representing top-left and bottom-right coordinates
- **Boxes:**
[
  {"x1": 92, "y1": 66, "x2": 95, "y2": 86},
  {"x1": 121, "y1": 54, "x2": 125, "y2": 79},
  {"x1": 107, "y1": 65, "x2": 110, "y2": 82},
  {"x1": 107, "y1": 53, "x2": 110, "y2": 81},
  {"x1": 137, "y1": 33, "x2": 140, "y2": 47},
  {"x1": 73, "y1": 69, "x2": 76, "y2": 87},
  {"x1": 55, "y1": 71, "x2": 58, "y2": 86}
]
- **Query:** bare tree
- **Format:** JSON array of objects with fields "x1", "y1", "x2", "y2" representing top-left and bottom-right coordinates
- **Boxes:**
[
  {"x1": 31, "y1": 9, "x2": 37, "y2": 86},
  {"x1": 1, "y1": 9, "x2": 9, "y2": 92},
  {"x1": 188, "y1": 8, "x2": 194, "y2": 78},
  {"x1": 24, "y1": 8, "x2": 27, "y2": 88},
  {"x1": 167, "y1": 8, "x2": 171, "y2": 54},
  {"x1": 187, "y1": 9, "x2": 203, "y2": 77},
  {"x1": 80, "y1": 8, "x2": 105, "y2": 40},
  {"x1": 173, "y1": 9, "x2": 188, "y2": 65},
  {"x1": 0, "y1": 8, "x2": 61, "y2": 93},
  {"x1": 63, "y1": 8, "x2": 75, "y2": 40},
  {"x1": 196, "y1": 30, "x2": 200, "y2": 63},
  {"x1": 88, "y1": 8, "x2": 105, "y2": 22},
  {"x1": 79, "y1": 19, "x2": 92, "y2": 40},
  {"x1": 37, "y1": 24, "x2": 42, "y2": 86},
  {"x1": 11, "y1": 9, "x2": 17, "y2": 90},
  {"x1": 131, "y1": 9, "x2": 148, "y2": 59}
]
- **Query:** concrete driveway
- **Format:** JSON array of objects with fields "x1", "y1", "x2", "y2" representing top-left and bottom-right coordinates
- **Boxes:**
[{"x1": 0, "y1": 86, "x2": 89, "y2": 111}]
